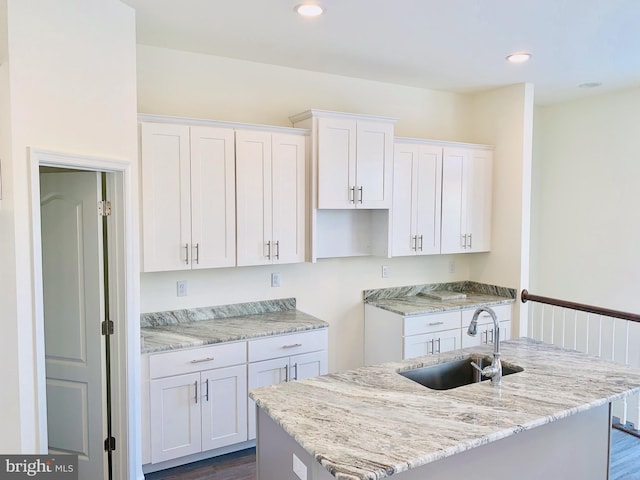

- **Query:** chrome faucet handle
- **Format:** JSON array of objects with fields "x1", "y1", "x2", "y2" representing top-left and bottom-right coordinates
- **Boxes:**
[{"x1": 470, "y1": 361, "x2": 483, "y2": 374}]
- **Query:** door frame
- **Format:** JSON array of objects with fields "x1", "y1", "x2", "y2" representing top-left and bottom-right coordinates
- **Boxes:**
[{"x1": 29, "y1": 148, "x2": 141, "y2": 480}]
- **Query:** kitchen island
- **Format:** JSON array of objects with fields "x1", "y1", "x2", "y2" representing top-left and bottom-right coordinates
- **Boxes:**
[{"x1": 250, "y1": 338, "x2": 640, "y2": 480}]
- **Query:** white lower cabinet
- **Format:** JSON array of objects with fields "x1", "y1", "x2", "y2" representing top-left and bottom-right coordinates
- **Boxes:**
[
  {"x1": 142, "y1": 328, "x2": 329, "y2": 467},
  {"x1": 247, "y1": 330, "x2": 328, "y2": 440},
  {"x1": 146, "y1": 342, "x2": 247, "y2": 464},
  {"x1": 364, "y1": 303, "x2": 512, "y2": 365},
  {"x1": 460, "y1": 304, "x2": 511, "y2": 348}
]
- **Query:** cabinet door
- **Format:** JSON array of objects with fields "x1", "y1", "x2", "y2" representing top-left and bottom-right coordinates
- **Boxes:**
[
  {"x1": 190, "y1": 126, "x2": 236, "y2": 268},
  {"x1": 149, "y1": 372, "x2": 201, "y2": 463},
  {"x1": 356, "y1": 120, "x2": 393, "y2": 208},
  {"x1": 290, "y1": 350, "x2": 328, "y2": 381},
  {"x1": 465, "y1": 149, "x2": 492, "y2": 253},
  {"x1": 461, "y1": 321, "x2": 511, "y2": 348},
  {"x1": 236, "y1": 130, "x2": 273, "y2": 266},
  {"x1": 247, "y1": 357, "x2": 289, "y2": 440},
  {"x1": 201, "y1": 365, "x2": 248, "y2": 451},
  {"x1": 271, "y1": 133, "x2": 306, "y2": 264},
  {"x1": 140, "y1": 123, "x2": 191, "y2": 272},
  {"x1": 317, "y1": 117, "x2": 356, "y2": 208},
  {"x1": 440, "y1": 147, "x2": 467, "y2": 254},
  {"x1": 403, "y1": 330, "x2": 462, "y2": 359},
  {"x1": 391, "y1": 143, "x2": 417, "y2": 256},
  {"x1": 414, "y1": 145, "x2": 442, "y2": 254}
]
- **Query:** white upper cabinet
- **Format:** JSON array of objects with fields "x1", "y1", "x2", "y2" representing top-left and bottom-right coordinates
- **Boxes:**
[
  {"x1": 298, "y1": 110, "x2": 394, "y2": 209},
  {"x1": 392, "y1": 142, "x2": 442, "y2": 256},
  {"x1": 316, "y1": 116, "x2": 393, "y2": 208},
  {"x1": 235, "y1": 130, "x2": 306, "y2": 266},
  {"x1": 441, "y1": 147, "x2": 493, "y2": 254},
  {"x1": 141, "y1": 122, "x2": 236, "y2": 272}
]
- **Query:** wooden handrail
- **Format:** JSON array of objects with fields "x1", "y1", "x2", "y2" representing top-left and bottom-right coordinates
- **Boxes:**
[{"x1": 521, "y1": 289, "x2": 640, "y2": 324}]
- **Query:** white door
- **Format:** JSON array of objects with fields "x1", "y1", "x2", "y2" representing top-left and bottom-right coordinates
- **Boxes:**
[
  {"x1": 441, "y1": 147, "x2": 467, "y2": 254},
  {"x1": 150, "y1": 373, "x2": 202, "y2": 463},
  {"x1": 391, "y1": 143, "x2": 417, "y2": 256},
  {"x1": 40, "y1": 171, "x2": 106, "y2": 480},
  {"x1": 140, "y1": 122, "x2": 192, "y2": 272},
  {"x1": 356, "y1": 120, "x2": 393, "y2": 208},
  {"x1": 190, "y1": 126, "x2": 236, "y2": 268},
  {"x1": 414, "y1": 145, "x2": 442, "y2": 254},
  {"x1": 317, "y1": 116, "x2": 356, "y2": 208},
  {"x1": 247, "y1": 357, "x2": 289, "y2": 439},
  {"x1": 290, "y1": 351, "x2": 328, "y2": 381},
  {"x1": 201, "y1": 364, "x2": 248, "y2": 451},
  {"x1": 236, "y1": 130, "x2": 273, "y2": 266},
  {"x1": 271, "y1": 133, "x2": 305, "y2": 264}
]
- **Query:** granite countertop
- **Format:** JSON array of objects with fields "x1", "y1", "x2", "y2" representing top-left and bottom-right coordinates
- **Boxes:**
[
  {"x1": 250, "y1": 338, "x2": 640, "y2": 480},
  {"x1": 363, "y1": 281, "x2": 516, "y2": 316},
  {"x1": 141, "y1": 298, "x2": 328, "y2": 354}
]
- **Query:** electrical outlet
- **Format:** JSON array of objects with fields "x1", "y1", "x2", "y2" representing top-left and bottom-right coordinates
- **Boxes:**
[
  {"x1": 292, "y1": 453, "x2": 307, "y2": 480},
  {"x1": 381, "y1": 265, "x2": 389, "y2": 278},
  {"x1": 448, "y1": 259, "x2": 456, "y2": 274},
  {"x1": 177, "y1": 280, "x2": 188, "y2": 297},
  {"x1": 271, "y1": 272, "x2": 281, "y2": 287}
]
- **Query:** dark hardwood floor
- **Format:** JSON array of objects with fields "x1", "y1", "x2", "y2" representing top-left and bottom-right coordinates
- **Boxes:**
[
  {"x1": 146, "y1": 428, "x2": 640, "y2": 480},
  {"x1": 145, "y1": 448, "x2": 256, "y2": 480}
]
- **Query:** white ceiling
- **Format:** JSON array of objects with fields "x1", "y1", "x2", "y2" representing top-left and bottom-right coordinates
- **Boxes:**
[{"x1": 121, "y1": 0, "x2": 640, "y2": 105}]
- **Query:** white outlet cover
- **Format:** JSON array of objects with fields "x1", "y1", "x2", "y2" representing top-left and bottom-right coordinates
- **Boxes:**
[
  {"x1": 271, "y1": 272, "x2": 281, "y2": 287},
  {"x1": 292, "y1": 453, "x2": 307, "y2": 480}
]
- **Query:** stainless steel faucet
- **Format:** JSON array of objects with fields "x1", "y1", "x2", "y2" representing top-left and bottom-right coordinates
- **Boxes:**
[{"x1": 467, "y1": 306, "x2": 502, "y2": 386}]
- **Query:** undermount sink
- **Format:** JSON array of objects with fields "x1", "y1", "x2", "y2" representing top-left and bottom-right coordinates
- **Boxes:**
[{"x1": 399, "y1": 356, "x2": 523, "y2": 390}]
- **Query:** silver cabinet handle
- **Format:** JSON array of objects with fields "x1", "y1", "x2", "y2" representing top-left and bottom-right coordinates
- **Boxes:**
[
  {"x1": 274, "y1": 240, "x2": 280, "y2": 260},
  {"x1": 193, "y1": 243, "x2": 200, "y2": 264},
  {"x1": 427, "y1": 321, "x2": 444, "y2": 327},
  {"x1": 292, "y1": 363, "x2": 298, "y2": 381},
  {"x1": 411, "y1": 235, "x2": 417, "y2": 251},
  {"x1": 284, "y1": 364, "x2": 289, "y2": 382},
  {"x1": 205, "y1": 378, "x2": 209, "y2": 402},
  {"x1": 461, "y1": 234, "x2": 467, "y2": 249},
  {"x1": 428, "y1": 339, "x2": 434, "y2": 354},
  {"x1": 418, "y1": 235, "x2": 423, "y2": 251},
  {"x1": 194, "y1": 380, "x2": 198, "y2": 404},
  {"x1": 349, "y1": 186, "x2": 355, "y2": 203},
  {"x1": 184, "y1": 243, "x2": 189, "y2": 264},
  {"x1": 468, "y1": 234, "x2": 473, "y2": 249},
  {"x1": 281, "y1": 343, "x2": 303, "y2": 349},
  {"x1": 358, "y1": 186, "x2": 363, "y2": 203},
  {"x1": 435, "y1": 338, "x2": 441, "y2": 354},
  {"x1": 266, "y1": 241, "x2": 272, "y2": 260},
  {"x1": 189, "y1": 356, "x2": 215, "y2": 364}
]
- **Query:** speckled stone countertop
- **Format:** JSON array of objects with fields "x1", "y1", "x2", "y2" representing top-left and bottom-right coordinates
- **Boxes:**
[
  {"x1": 364, "y1": 281, "x2": 516, "y2": 316},
  {"x1": 250, "y1": 338, "x2": 640, "y2": 480},
  {"x1": 141, "y1": 298, "x2": 328, "y2": 354}
]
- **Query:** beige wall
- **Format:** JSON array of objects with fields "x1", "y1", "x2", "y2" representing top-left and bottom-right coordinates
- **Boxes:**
[
  {"x1": 0, "y1": 0, "x2": 137, "y2": 455},
  {"x1": 531, "y1": 88, "x2": 640, "y2": 315},
  {"x1": 137, "y1": 45, "x2": 532, "y2": 372}
]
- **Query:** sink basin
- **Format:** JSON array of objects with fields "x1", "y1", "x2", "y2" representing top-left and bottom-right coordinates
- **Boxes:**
[{"x1": 399, "y1": 356, "x2": 523, "y2": 390}]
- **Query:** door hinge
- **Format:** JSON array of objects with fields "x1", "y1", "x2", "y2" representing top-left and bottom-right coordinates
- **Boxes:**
[
  {"x1": 101, "y1": 320, "x2": 114, "y2": 336},
  {"x1": 104, "y1": 436, "x2": 116, "y2": 452},
  {"x1": 98, "y1": 200, "x2": 111, "y2": 217}
]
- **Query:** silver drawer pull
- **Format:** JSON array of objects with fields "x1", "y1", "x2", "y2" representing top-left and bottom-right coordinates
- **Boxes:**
[
  {"x1": 281, "y1": 343, "x2": 303, "y2": 349},
  {"x1": 427, "y1": 321, "x2": 444, "y2": 326},
  {"x1": 189, "y1": 356, "x2": 215, "y2": 364}
]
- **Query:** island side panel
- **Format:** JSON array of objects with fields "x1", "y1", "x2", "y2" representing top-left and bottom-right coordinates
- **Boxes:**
[
  {"x1": 257, "y1": 408, "x2": 334, "y2": 480},
  {"x1": 394, "y1": 403, "x2": 611, "y2": 480},
  {"x1": 258, "y1": 403, "x2": 611, "y2": 480}
]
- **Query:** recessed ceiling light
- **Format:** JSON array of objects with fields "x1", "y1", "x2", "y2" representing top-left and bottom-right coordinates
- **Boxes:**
[
  {"x1": 506, "y1": 52, "x2": 532, "y2": 64},
  {"x1": 578, "y1": 82, "x2": 602, "y2": 89},
  {"x1": 295, "y1": 3, "x2": 324, "y2": 17}
]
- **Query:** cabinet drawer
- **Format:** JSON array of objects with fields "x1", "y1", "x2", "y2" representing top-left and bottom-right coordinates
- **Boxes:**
[
  {"x1": 149, "y1": 341, "x2": 246, "y2": 379},
  {"x1": 248, "y1": 329, "x2": 328, "y2": 363},
  {"x1": 461, "y1": 303, "x2": 512, "y2": 325},
  {"x1": 403, "y1": 311, "x2": 461, "y2": 336}
]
